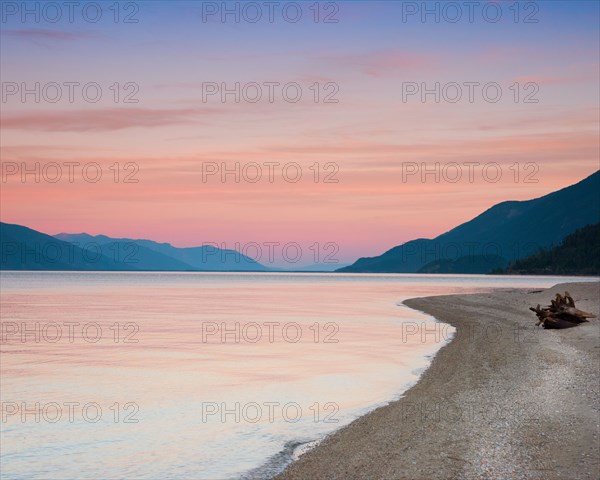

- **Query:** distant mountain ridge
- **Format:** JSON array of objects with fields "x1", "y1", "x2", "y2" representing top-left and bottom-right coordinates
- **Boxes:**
[
  {"x1": 338, "y1": 171, "x2": 600, "y2": 274},
  {"x1": 1, "y1": 225, "x2": 268, "y2": 271},
  {"x1": 54, "y1": 233, "x2": 268, "y2": 271},
  {"x1": 1, "y1": 223, "x2": 129, "y2": 271},
  {"x1": 3, "y1": 171, "x2": 598, "y2": 273}
]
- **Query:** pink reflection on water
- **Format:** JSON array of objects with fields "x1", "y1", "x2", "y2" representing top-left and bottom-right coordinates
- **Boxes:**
[{"x1": 1, "y1": 272, "x2": 588, "y2": 479}]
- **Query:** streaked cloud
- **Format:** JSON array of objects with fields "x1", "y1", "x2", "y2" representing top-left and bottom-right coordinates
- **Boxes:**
[
  {"x1": 1, "y1": 107, "x2": 221, "y2": 132},
  {"x1": 1, "y1": 28, "x2": 93, "y2": 41},
  {"x1": 318, "y1": 49, "x2": 435, "y2": 77}
]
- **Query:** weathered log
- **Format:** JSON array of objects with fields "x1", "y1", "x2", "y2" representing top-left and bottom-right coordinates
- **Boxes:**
[
  {"x1": 530, "y1": 291, "x2": 596, "y2": 329},
  {"x1": 555, "y1": 306, "x2": 595, "y2": 319},
  {"x1": 539, "y1": 317, "x2": 580, "y2": 329},
  {"x1": 564, "y1": 291, "x2": 575, "y2": 307}
]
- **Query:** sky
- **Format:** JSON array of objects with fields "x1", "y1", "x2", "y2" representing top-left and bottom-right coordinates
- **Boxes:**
[{"x1": 1, "y1": 0, "x2": 599, "y2": 266}]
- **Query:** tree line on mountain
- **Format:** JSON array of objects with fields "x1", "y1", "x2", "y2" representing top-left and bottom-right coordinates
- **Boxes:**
[{"x1": 496, "y1": 223, "x2": 600, "y2": 276}]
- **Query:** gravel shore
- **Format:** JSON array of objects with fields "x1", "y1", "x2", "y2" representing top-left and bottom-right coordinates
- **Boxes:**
[{"x1": 276, "y1": 282, "x2": 600, "y2": 480}]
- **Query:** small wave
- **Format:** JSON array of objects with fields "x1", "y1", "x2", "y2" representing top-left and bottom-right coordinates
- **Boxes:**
[{"x1": 239, "y1": 437, "x2": 321, "y2": 480}]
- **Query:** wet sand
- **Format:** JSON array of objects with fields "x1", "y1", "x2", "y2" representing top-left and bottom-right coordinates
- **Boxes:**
[{"x1": 277, "y1": 282, "x2": 600, "y2": 480}]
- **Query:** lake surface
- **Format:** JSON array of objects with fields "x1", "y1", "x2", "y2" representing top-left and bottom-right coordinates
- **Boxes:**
[{"x1": 1, "y1": 272, "x2": 597, "y2": 479}]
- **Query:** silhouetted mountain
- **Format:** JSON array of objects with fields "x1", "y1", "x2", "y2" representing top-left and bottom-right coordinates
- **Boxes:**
[
  {"x1": 338, "y1": 171, "x2": 600, "y2": 273},
  {"x1": 1, "y1": 223, "x2": 269, "y2": 271},
  {"x1": 497, "y1": 223, "x2": 600, "y2": 276},
  {"x1": 53, "y1": 233, "x2": 194, "y2": 271},
  {"x1": 1, "y1": 222, "x2": 132, "y2": 271},
  {"x1": 55, "y1": 233, "x2": 269, "y2": 271}
]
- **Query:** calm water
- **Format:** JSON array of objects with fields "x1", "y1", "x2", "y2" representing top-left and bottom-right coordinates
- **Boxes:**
[{"x1": 1, "y1": 272, "x2": 597, "y2": 479}]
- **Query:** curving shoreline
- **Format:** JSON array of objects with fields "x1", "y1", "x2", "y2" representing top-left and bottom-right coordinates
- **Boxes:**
[{"x1": 276, "y1": 281, "x2": 600, "y2": 480}]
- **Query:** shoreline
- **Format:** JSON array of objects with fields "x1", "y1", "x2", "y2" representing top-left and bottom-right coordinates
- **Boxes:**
[{"x1": 276, "y1": 281, "x2": 600, "y2": 480}]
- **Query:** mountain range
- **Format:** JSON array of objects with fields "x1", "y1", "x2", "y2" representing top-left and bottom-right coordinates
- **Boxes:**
[
  {"x1": 2, "y1": 171, "x2": 598, "y2": 273},
  {"x1": 0, "y1": 224, "x2": 267, "y2": 271},
  {"x1": 55, "y1": 232, "x2": 269, "y2": 271},
  {"x1": 338, "y1": 170, "x2": 600, "y2": 274}
]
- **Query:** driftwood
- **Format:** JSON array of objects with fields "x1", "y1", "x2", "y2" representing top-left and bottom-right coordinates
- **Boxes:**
[{"x1": 530, "y1": 291, "x2": 596, "y2": 329}]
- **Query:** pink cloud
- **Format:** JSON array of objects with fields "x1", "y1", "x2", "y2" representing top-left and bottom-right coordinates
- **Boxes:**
[
  {"x1": 319, "y1": 49, "x2": 434, "y2": 77},
  {"x1": 513, "y1": 70, "x2": 598, "y2": 86},
  {"x1": 1, "y1": 28, "x2": 92, "y2": 41},
  {"x1": 1, "y1": 107, "x2": 221, "y2": 132}
]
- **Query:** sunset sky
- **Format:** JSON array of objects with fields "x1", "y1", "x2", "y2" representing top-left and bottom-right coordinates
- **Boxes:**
[{"x1": 1, "y1": 1, "x2": 599, "y2": 265}]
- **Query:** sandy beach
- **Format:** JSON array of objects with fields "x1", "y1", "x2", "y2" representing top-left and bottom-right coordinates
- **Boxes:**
[{"x1": 277, "y1": 281, "x2": 600, "y2": 480}]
